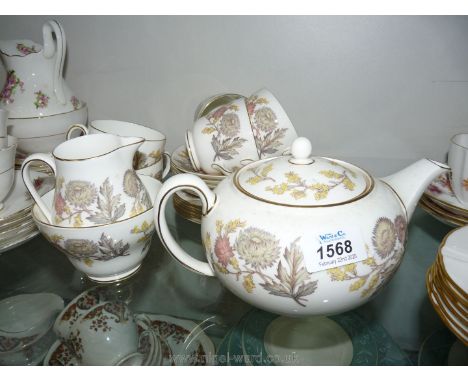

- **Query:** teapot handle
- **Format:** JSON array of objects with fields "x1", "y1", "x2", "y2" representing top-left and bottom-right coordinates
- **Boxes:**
[
  {"x1": 66, "y1": 124, "x2": 89, "y2": 140},
  {"x1": 154, "y1": 174, "x2": 216, "y2": 276},
  {"x1": 21, "y1": 153, "x2": 56, "y2": 224},
  {"x1": 42, "y1": 20, "x2": 66, "y2": 105}
]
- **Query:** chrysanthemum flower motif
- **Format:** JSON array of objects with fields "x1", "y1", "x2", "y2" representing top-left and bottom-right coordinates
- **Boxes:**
[
  {"x1": 372, "y1": 217, "x2": 397, "y2": 259},
  {"x1": 394, "y1": 215, "x2": 407, "y2": 244},
  {"x1": 219, "y1": 113, "x2": 240, "y2": 137},
  {"x1": 235, "y1": 227, "x2": 280, "y2": 269},
  {"x1": 123, "y1": 170, "x2": 141, "y2": 197},
  {"x1": 214, "y1": 235, "x2": 234, "y2": 267},
  {"x1": 64, "y1": 239, "x2": 98, "y2": 258},
  {"x1": 65, "y1": 180, "x2": 97, "y2": 208},
  {"x1": 254, "y1": 107, "x2": 277, "y2": 132}
]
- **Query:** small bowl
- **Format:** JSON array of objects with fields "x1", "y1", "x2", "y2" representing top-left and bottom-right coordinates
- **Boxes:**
[
  {"x1": 7, "y1": 104, "x2": 88, "y2": 154},
  {"x1": 32, "y1": 175, "x2": 161, "y2": 282}
]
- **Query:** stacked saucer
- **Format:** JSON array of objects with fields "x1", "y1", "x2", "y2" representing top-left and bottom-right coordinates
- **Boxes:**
[
  {"x1": 426, "y1": 227, "x2": 468, "y2": 346},
  {"x1": 171, "y1": 145, "x2": 225, "y2": 224},
  {"x1": 420, "y1": 172, "x2": 468, "y2": 227},
  {"x1": 0, "y1": 170, "x2": 54, "y2": 253}
]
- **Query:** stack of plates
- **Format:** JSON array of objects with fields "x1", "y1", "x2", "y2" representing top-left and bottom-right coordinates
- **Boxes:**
[
  {"x1": 0, "y1": 170, "x2": 54, "y2": 253},
  {"x1": 216, "y1": 308, "x2": 411, "y2": 366},
  {"x1": 171, "y1": 145, "x2": 225, "y2": 224},
  {"x1": 420, "y1": 172, "x2": 468, "y2": 227},
  {"x1": 426, "y1": 227, "x2": 468, "y2": 346}
]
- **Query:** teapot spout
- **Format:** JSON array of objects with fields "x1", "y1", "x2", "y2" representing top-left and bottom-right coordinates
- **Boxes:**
[{"x1": 381, "y1": 159, "x2": 450, "y2": 220}]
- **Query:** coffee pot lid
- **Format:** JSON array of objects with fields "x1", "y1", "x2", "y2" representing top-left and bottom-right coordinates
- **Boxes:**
[{"x1": 234, "y1": 137, "x2": 373, "y2": 207}]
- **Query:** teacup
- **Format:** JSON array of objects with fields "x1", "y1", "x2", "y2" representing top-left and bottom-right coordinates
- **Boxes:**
[
  {"x1": 246, "y1": 88, "x2": 297, "y2": 159},
  {"x1": 448, "y1": 133, "x2": 468, "y2": 206},
  {"x1": 0, "y1": 141, "x2": 16, "y2": 210},
  {"x1": 186, "y1": 97, "x2": 259, "y2": 175},
  {"x1": 135, "y1": 156, "x2": 170, "y2": 181},
  {"x1": 54, "y1": 286, "x2": 133, "y2": 340},
  {"x1": 0, "y1": 109, "x2": 8, "y2": 148},
  {"x1": 66, "y1": 302, "x2": 157, "y2": 365},
  {"x1": 67, "y1": 120, "x2": 170, "y2": 180}
]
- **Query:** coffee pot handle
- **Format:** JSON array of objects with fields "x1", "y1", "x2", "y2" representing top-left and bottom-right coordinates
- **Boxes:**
[
  {"x1": 21, "y1": 153, "x2": 56, "y2": 224},
  {"x1": 66, "y1": 124, "x2": 89, "y2": 140},
  {"x1": 154, "y1": 174, "x2": 216, "y2": 276},
  {"x1": 42, "y1": 20, "x2": 66, "y2": 105}
]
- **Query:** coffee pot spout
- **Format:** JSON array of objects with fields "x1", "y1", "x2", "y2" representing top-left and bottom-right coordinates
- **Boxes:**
[{"x1": 381, "y1": 159, "x2": 450, "y2": 220}]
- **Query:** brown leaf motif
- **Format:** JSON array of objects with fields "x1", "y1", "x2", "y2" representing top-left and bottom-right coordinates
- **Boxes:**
[{"x1": 206, "y1": 220, "x2": 318, "y2": 307}]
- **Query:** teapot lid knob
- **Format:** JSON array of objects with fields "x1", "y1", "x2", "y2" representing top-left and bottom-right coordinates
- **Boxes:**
[{"x1": 290, "y1": 137, "x2": 314, "y2": 165}]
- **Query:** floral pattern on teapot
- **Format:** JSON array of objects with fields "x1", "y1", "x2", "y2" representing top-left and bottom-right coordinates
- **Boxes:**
[
  {"x1": 204, "y1": 219, "x2": 318, "y2": 307},
  {"x1": 327, "y1": 214, "x2": 407, "y2": 298},
  {"x1": 0, "y1": 70, "x2": 24, "y2": 105},
  {"x1": 204, "y1": 214, "x2": 407, "y2": 308},
  {"x1": 44, "y1": 220, "x2": 153, "y2": 267},
  {"x1": 245, "y1": 161, "x2": 357, "y2": 201},
  {"x1": 201, "y1": 103, "x2": 247, "y2": 162},
  {"x1": 53, "y1": 171, "x2": 151, "y2": 227},
  {"x1": 246, "y1": 95, "x2": 288, "y2": 158}
]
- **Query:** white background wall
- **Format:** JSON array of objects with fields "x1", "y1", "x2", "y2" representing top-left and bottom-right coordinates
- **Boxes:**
[{"x1": 1, "y1": 16, "x2": 467, "y2": 164}]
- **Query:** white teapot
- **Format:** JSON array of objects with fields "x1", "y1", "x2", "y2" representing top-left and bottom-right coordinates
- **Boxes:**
[{"x1": 155, "y1": 137, "x2": 449, "y2": 317}]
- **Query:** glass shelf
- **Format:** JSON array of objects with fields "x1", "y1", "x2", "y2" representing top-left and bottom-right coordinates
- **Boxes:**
[{"x1": 0, "y1": 197, "x2": 463, "y2": 365}]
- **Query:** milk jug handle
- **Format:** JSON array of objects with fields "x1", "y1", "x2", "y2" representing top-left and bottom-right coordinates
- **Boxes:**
[
  {"x1": 21, "y1": 153, "x2": 56, "y2": 224},
  {"x1": 42, "y1": 20, "x2": 66, "y2": 105}
]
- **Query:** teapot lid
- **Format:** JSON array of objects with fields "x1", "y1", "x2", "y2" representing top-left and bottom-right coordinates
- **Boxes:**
[
  {"x1": 234, "y1": 137, "x2": 374, "y2": 207},
  {"x1": 0, "y1": 40, "x2": 41, "y2": 57}
]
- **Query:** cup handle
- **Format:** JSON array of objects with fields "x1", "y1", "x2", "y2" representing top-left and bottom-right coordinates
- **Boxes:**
[
  {"x1": 162, "y1": 152, "x2": 171, "y2": 180},
  {"x1": 154, "y1": 174, "x2": 216, "y2": 276},
  {"x1": 42, "y1": 20, "x2": 66, "y2": 105},
  {"x1": 66, "y1": 124, "x2": 89, "y2": 140},
  {"x1": 21, "y1": 153, "x2": 56, "y2": 224}
]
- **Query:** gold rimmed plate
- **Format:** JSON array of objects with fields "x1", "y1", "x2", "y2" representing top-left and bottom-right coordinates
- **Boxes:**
[
  {"x1": 424, "y1": 172, "x2": 468, "y2": 219},
  {"x1": 419, "y1": 196, "x2": 467, "y2": 227}
]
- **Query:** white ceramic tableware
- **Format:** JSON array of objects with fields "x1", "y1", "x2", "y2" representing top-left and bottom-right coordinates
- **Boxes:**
[
  {"x1": 448, "y1": 133, "x2": 468, "y2": 206},
  {"x1": 0, "y1": 293, "x2": 63, "y2": 365},
  {"x1": 53, "y1": 286, "x2": 133, "y2": 340},
  {"x1": 135, "y1": 157, "x2": 170, "y2": 181},
  {"x1": 67, "y1": 120, "x2": 170, "y2": 179},
  {"x1": 0, "y1": 20, "x2": 80, "y2": 118},
  {"x1": 0, "y1": 109, "x2": 8, "y2": 148},
  {"x1": 32, "y1": 175, "x2": 160, "y2": 282},
  {"x1": 155, "y1": 136, "x2": 449, "y2": 317},
  {"x1": 0, "y1": 168, "x2": 14, "y2": 211},
  {"x1": 193, "y1": 93, "x2": 244, "y2": 121},
  {"x1": 7, "y1": 104, "x2": 88, "y2": 154},
  {"x1": 440, "y1": 226, "x2": 468, "y2": 293},
  {"x1": 246, "y1": 88, "x2": 297, "y2": 159},
  {"x1": 0, "y1": 141, "x2": 16, "y2": 210},
  {"x1": 22, "y1": 133, "x2": 151, "y2": 227},
  {"x1": 66, "y1": 302, "x2": 158, "y2": 366},
  {"x1": 186, "y1": 97, "x2": 259, "y2": 175}
]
